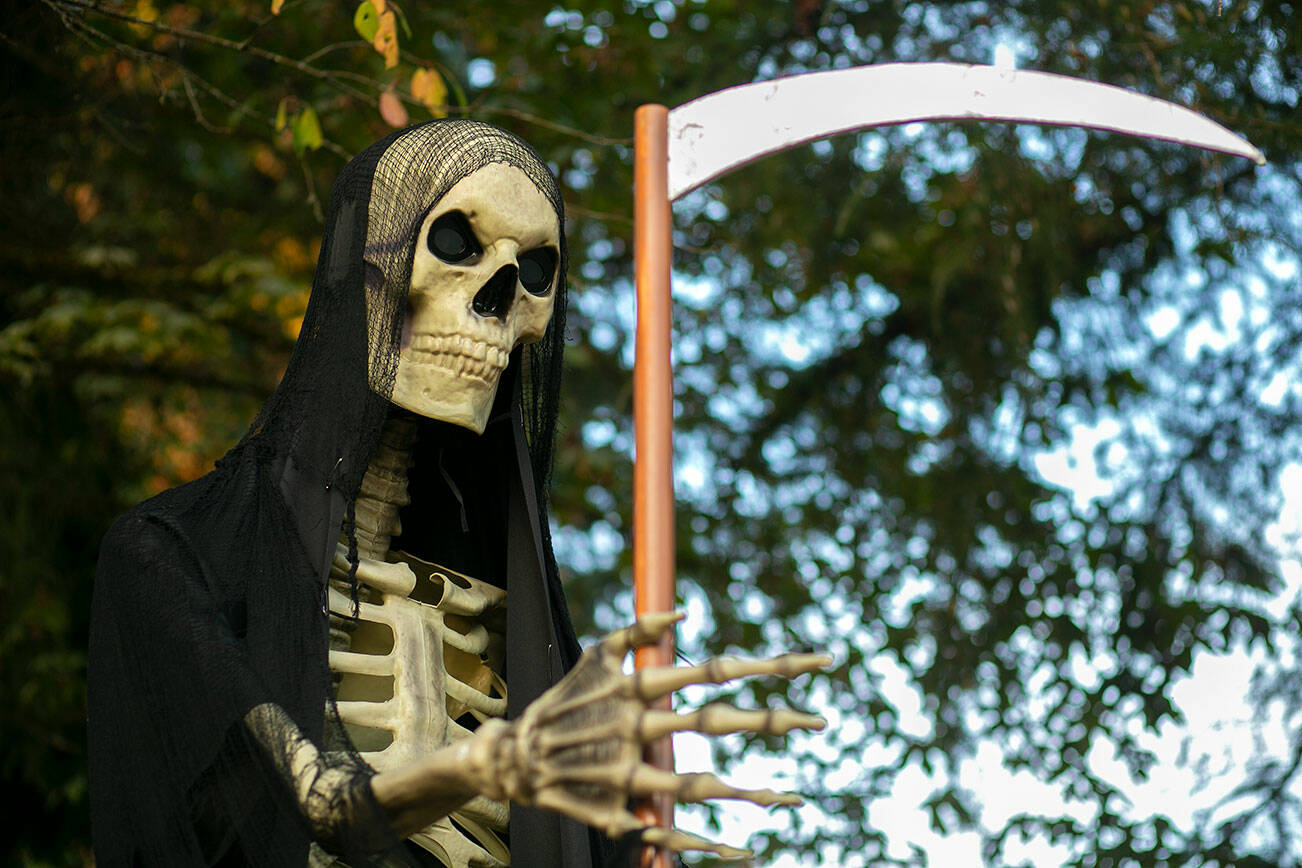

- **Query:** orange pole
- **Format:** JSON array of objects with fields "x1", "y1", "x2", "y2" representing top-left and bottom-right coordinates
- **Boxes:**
[{"x1": 632, "y1": 103, "x2": 674, "y2": 868}]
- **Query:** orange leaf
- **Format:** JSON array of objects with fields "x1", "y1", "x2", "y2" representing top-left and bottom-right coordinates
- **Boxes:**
[
  {"x1": 410, "y1": 68, "x2": 447, "y2": 118},
  {"x1": 379, "y1": 88, "x2": 408, "y2": 128},
  {"x1": 271, "y1": 0, "x2": 285, "y2": 13},
  {"x1": 373, "y1": 10, "x2": 399, "y2": 69}
]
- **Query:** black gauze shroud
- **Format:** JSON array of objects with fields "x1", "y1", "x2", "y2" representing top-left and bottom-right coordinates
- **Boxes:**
[{"x1": 89, "y1": 120, "x2": 604, "y2": 867}]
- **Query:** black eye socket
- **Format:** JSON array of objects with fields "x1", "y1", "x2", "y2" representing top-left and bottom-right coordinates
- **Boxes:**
[
  {"x1": 427, "y1": 212, "x2": 480, "y2": 263},
  {"x1": 518, "y1": 247, "x2": 558, "y2": 296}
]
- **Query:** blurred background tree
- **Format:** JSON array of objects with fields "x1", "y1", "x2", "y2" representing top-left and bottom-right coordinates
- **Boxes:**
[{"x1": 1, "y1": 1, "x2": 1298, "y2": 865}]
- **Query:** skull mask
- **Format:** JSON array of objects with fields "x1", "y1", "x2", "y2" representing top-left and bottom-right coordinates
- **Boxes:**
[{"x1": 376, "y1": 163, "x2": 560, "y2": 432}]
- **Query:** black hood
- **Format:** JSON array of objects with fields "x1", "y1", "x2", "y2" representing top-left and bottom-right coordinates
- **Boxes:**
[{"x1": 90, "y1": 121, "x2": 603, "y2": 868}]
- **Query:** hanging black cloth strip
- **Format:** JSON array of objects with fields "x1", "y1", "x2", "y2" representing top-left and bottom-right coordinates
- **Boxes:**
[{"x1": 504, "y1": 374, "x2": 593, "y2": 868}]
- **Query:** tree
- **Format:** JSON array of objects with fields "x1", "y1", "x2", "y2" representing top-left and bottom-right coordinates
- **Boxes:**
[{"x1": 2, "y1": 1, "x2": 1298, "y2": 865}]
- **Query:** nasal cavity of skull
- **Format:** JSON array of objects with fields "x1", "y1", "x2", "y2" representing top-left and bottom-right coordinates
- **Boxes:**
[{"x1": 472, "y1": 264, "x2": 518, "y2": 321}]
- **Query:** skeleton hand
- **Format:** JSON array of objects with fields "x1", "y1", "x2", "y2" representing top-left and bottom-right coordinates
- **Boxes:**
[{"x1": 465, "y1": 612, "x2": 829, "y2": 859}]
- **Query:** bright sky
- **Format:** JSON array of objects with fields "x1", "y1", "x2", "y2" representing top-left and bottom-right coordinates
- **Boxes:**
[{"x1": 668, "y1": 461, "x2": 1301, "y2": 866}]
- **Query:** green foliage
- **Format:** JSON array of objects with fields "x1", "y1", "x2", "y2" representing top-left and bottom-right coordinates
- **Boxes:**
[
  {"x1": 291, "y1": 103, "x2": 323, "y2": 154},
  {"x1": 353, "y1": 1, "x2": 380, "y2": 42},
  {"x1": 1, "y1": 1, "x2": 1298, "y2": 864}
]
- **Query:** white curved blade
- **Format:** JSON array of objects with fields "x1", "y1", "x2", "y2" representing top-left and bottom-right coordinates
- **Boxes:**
[{"x1": 666, "y1": 62, "x2": 1264, "y2": 201}]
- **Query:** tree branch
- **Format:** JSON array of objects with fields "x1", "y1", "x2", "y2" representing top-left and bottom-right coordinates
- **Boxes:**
[
  {"x1": 44, "y1": 0, "x2": 635, "y2": 151},
  {"x1": 473, "y1": 106, "x2": 632, "y2": 147},
  {"x1": 47, "y1": 0, "x2": 377, "y2": 105},
  {"x1": 44, "y1": 1, "x2": 352, "y2": 160}
]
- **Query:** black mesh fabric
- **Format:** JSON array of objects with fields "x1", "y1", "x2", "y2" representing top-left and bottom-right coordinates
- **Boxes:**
[{"x1": 89, "y1": 120, "x2": 597, "y2": 867}]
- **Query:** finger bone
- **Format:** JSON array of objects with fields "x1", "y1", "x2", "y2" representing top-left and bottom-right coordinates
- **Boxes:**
[
  {"x1": 537, "y1": 681, "x2": 626, "y2": 724},
  {"x1": 630, "y1": 653, "x2": 832, "y2": 701},
  {"x1": 599, "y1": 611, "x2": 684, "y2": 659},
  {"x1": 601, "y1": 809, "x2": 647, "y2": 839},
  {"x1": 641, "y1": 827, "x2": 751, "y2": 860},
  {"x1": 532, "y1": 790, "x2": 643, "y2": 839},
  {"x1": 630, "y1": 766, "x2": 801, "y2": 807},
  {"x1": 638, "y1": 704, "x2": 826, "y2": 741},
  {"x1": 539, "y1": 718, "x2": 627, "y2": 753}
]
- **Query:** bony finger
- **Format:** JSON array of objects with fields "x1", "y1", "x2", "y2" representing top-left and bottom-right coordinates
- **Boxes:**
[
  {"x1": 630, "y1": 652, "x2": 833, "y2": 701},
  {"x1": 641, "y1": 827, "x2": 751, "y2": 860},
  {"x1": 599, "y1": 611, "x2": 684, "y2": 659},
  {"x1": 767, "y1": 652, "x2": 834, "y2": 677},
  {"x1": 630, "y1": 765, "x2": 802, "y2": 808},
  {"x1": 534, "y1": 789, "x2": 646, "y2": 839},
  {"x1": 639, "y1": 705, "x2": 826, "y2": 741},
  {"x1": 601, "y1": 809, "x2": 648, "y2": 839}
]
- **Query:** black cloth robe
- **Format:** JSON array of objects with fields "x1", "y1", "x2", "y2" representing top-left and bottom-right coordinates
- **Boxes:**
[{"x1": 88, "y1": 120, "x2": 611, "y2": 868}]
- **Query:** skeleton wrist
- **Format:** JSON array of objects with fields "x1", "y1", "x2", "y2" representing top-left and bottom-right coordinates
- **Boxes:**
[
  {"x1": 468, "y1": 717, "x2": 528, "y2": 803},
  {"x1": 300, "y1": 765, "x2": 393, "y2": 857},
  {"x1": 243, "y1": 703, "x2": 393, "y2": 857}
]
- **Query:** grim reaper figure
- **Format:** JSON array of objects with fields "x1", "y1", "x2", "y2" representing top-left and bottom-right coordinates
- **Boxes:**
[{"x1": 89, "y1": 120, "x2": 825, "y2": 868}]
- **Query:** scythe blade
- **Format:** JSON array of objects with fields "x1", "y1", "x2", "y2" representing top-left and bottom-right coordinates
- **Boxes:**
[{"x1": 666, "y1": 61, "x2": 1265, "y2": 201}]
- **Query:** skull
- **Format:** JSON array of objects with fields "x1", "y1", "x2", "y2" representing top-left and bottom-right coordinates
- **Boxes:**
[{"x1": 386, "y1": 163, "x2": 560, "y2": 433}]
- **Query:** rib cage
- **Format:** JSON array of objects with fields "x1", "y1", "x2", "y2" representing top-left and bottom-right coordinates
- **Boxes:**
[{"x1": 328, "y1": 417, "x2": 510, "y2": 868}]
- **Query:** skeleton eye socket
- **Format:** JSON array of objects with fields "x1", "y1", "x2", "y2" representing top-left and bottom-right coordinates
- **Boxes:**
[
  {"x1": 518, "y1": 247, "x2": 558, "y2": 296},
  {"x1": 428, "y1": 212, "x2": 480, "y2": 263}
]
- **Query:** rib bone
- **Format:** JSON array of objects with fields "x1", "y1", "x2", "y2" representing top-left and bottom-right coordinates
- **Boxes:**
[{"x1": 329, "y1": 416, "x2": 509, "y2": 867}]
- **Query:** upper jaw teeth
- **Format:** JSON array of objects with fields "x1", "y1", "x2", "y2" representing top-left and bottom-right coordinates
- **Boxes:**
[{"x1": 407, "y1": 333, "x2": 510, "y2": 382}]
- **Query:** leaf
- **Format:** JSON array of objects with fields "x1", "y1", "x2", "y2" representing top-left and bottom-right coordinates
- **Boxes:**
[
  {"x1": 352, "y1": 1, "x2": 379, "y2": 41},
  {"x1": 410, "y1": 68, "x2": 447, "y2": 118},
  {"x1": 373, "y1": 10, "x2": 399, "y2": 69},
  {"x1": 274, "y1": 99, "x2": 288, "y2": 132},
  {"x1": 378, "y1": 87, "x2": 408, "y2": 128},
  {"x1": 291, "y1": 105, "x2": 322, "y2": 154},
  {"x1": 270, "y1": 0, "x2": 285, "y2": 14},
  {"x1": 389, "y1": 1, "x2": 413, "y2": 38}
]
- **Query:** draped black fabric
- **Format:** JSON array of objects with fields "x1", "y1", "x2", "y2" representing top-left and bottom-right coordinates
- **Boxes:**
[{"x1": 89, "y1": 121, "x2": 607, "y2": 867}]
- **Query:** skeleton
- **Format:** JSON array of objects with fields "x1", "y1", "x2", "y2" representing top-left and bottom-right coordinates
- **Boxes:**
[{"x1": 242, "y1": 153, "x2": 827, "y2": 866}]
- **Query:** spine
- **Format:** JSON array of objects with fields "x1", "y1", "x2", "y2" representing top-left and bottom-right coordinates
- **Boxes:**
[{"x1": 329, "y1": 415, "x2": 417, "y2": 652}]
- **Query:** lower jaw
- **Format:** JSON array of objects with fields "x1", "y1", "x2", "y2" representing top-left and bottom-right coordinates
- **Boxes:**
[{"x1": 387, "y1": 361, "x2": 501, "y2": 434}]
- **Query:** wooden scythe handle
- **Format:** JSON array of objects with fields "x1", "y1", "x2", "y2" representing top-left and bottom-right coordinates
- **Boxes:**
[{"x1": 632, "y1": 102, "x2": 675, "y2": 868}]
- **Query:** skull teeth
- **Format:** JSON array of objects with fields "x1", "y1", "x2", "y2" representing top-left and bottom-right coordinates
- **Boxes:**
[{"x1": 409, "y1": 335, "x2": 509, "y2": 383}]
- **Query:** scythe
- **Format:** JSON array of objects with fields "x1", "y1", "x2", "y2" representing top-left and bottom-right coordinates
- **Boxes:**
[{"x1": 629, "y1": 61, "x2": 1263, "y2": 864}]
